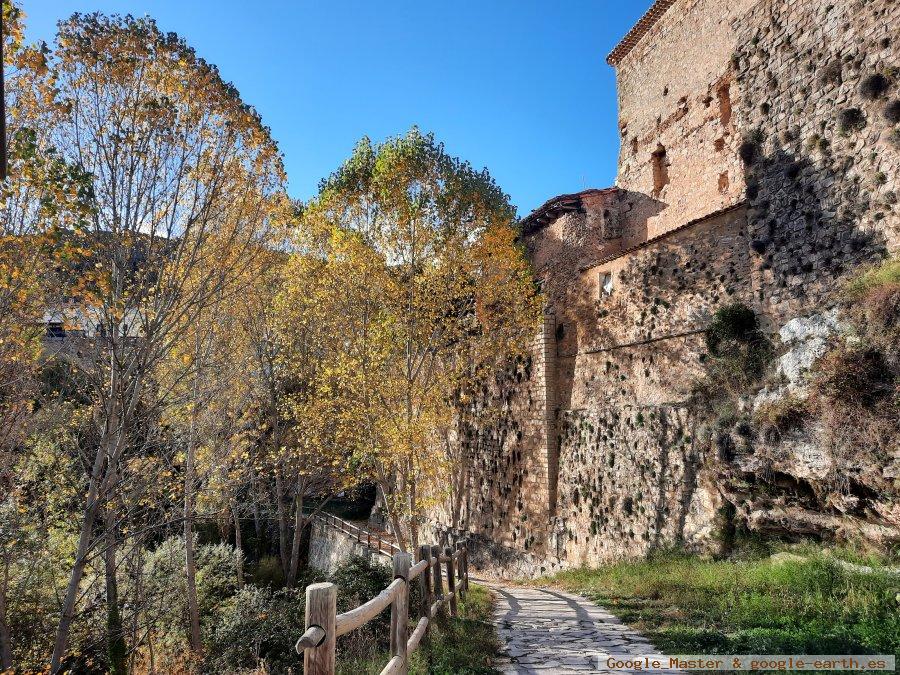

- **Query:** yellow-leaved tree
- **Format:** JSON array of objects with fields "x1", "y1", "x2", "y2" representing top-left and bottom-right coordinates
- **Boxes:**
[
  {"x1": 300, "y1": 128, "x2": 540, "y2": 551},
  {"x1": 0, "y1": 1, "x2": 92, "y2": 669},
  {"x1": 44, "y1": 14, "x2": 286, "y2": 670}
]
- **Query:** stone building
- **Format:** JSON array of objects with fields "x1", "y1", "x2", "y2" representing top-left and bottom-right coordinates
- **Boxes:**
[{"x1": 427, "y1": 0, "x2": 899, "y2": 573}]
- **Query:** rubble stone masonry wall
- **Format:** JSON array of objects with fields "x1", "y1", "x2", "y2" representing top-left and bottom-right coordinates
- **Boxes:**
[
  {"x1": 614, "y1": 0, "x2": 758, "y2": 237},
  {"x1": 733, "y1": 0, "x2": 899, "y2": 325}
]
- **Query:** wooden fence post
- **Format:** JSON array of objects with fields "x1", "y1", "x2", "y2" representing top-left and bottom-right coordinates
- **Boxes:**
[
  {"x1": 430, "y1": 544, "x2": 443, "y2": 617},
  {"x1": 390, "y1": 552, "x2": 411, "y2": 673},
  {"x1": 454, "y1": 542, "x2": 466, "y2": 601},
  {"x1": 444, "y1": 547, "x2": 457, "y2": 617},
  {"x1": 463, "y1": 539, "x2": 469, "y2": 592},
  {"x1": 418, "y1": 544, "x2": 432, "y2": 632},
  {"x1": 304, "y1": 582, "x2": 336, "y2": 675}
]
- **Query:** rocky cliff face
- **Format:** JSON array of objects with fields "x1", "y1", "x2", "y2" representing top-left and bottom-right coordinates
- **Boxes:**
[{"x1": 712, "y1": 278, "x2": 899, "y2": 551}]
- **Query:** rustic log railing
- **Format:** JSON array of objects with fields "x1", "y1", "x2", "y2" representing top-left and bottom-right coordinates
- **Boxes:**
[{"x1": 295, "y1": 542, "x2": 470, "y2": 675}]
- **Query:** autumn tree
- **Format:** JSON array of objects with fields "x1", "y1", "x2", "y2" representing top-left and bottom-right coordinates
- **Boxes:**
[
  {"x1": 0, "y1": 2, "x2": 91, "y2": 669},
  {"x1": 303, "y1": 128, "x2": 539, "y2": 551},
  {"x1": 247, "y1": 227, "x2": 369, "y2": 588},
  {"x1": 43, "y1": 14, "x2": 286, "y2": 671}
]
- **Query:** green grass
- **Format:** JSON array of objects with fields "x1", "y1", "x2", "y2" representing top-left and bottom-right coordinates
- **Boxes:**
[
  {"x1": 845, "y1": 257, "x2": 900, "y2": 297},
  {"x1": 545, "y1": 550, "x2": 900, "y2": 659},
  {"x1": 337, "y1": 583, "x2": 499, "y2": 675}
]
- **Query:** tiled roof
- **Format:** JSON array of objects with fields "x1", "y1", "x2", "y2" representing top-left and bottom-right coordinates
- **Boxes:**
[
  {"x1": 606, "y1": 0, "x2": 678, "y2": 67},
  {"x1": 519, "y1": 188, "x2": 619, "y2": 235}
]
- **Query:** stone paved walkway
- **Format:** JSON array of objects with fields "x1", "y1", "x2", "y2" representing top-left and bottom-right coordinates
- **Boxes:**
[{"x1": 489, "y1": 584, "x2": 680, "y2": 674}]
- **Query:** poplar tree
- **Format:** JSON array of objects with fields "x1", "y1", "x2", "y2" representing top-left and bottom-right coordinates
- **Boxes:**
[
  {"x1": 44, "y1": 15, "x2": 286, "y2": 670},
  {"x1": 301, "y1": 128, "x2": 540, "y2": 550}
]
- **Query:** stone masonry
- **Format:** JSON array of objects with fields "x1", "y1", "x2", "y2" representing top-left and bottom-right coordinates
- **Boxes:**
[{"x1": 429, "y1": 0, "x2": 899, "y2": 573}]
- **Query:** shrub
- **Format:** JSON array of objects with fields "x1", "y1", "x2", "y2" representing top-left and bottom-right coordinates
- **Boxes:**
[
  {"x1": 142, "y1": 536, "x2": 242, "y2": 655},
  {"x1": 884, "y1": 100, "x2": 900, "y2": 123},
  {"x1": 739, "y1": 141, "x2": 758, "y2": 164},
  {"x1": 837, "y1": 107, "x2": 866, "y2": 134},
  {"x1": 252, "y1": 555, "x2": 285, "y2": 587},
  {"x1": 207, "y1": 585, "x2": 308, "y2": 673},
  {"x1": 330, "y1": 555, "x2": 393, "y2": 657},
  {"x1": 753, "y1": 396, "x2": 807, "y2": 439},
  {"x1": 706, "y1": 303, "x2": 761, "y2": 352},
  {"x1": 859, "y1": 73, "x2": 890, "y2": 100},
  {"x1": 812, "y1": 346, "x2": 893, "y2": 406}
]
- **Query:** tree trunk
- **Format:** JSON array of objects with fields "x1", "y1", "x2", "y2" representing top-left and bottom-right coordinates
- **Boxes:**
[
  {"x1": 376, "y1": 472, "x2": 407, "y2": 552},
  {"x1": 104, "y1": 508, "x2": 126, "y2": 675},
  {"x1": 408, "y1": 467, "x2": 419, "y2": 552},
  {"x1": 51, "y1": 425, "x2": 113, "y2": 672},
  {"x1": 0, "y1": 559, "x2": 13, "y2": 671},
  {"x1": 275, "y1": 466, "x2": 289, "y2": 577},
  {"x1": 184, "y1": 439, "x2": 202, "y2": 653},
  {"x1": 286, "y1": 494, "x2": 306, "y2": 588},
  {"x1": 232, "y1": 503, "x2": 244, "y2": 589},
  {"x1": 128, "y1": 534, "x2": 144, "y2": 674},
  {"x1": 249, "y1": 467, "x2": 263, "y2": 556}
]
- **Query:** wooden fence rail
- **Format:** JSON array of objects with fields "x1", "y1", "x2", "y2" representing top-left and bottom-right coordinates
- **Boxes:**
[
  {"x1": 309, "y1": 510, "x2": 403, "y2": 557},
  {"x1": 295, "y1": 541, "x2": 469, "y2": 675}
]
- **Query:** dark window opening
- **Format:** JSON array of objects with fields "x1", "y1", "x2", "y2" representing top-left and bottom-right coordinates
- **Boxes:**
[
  {"x1": 555, "y1": 322, "x2": 565, "y2": 341},
  {"x1": 651, "y1": 144, "x2": 669, "y2": 196},
  {"x1": 46, "y1": 322, "x2": 65, "y2": 339},
  {"x1": 718, "y1": 81, "x2": 732, "y2": 126}
]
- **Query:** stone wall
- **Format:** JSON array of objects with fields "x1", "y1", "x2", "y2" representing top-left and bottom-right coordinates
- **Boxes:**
[
  {"x1": 308, "y1": 520, "x2": 380, "y2": 575},
  {"x1": 454, "y1": 314, "x2": 557, "y2": 555},
  {"x1": 429, "y1": 0, "x2": 898, "y2": 574},
  {"x1": 614, "y1": 0, "x2": 759, "y2": 238},
  {"x1": 733, "y1": 0, "x2": 900, "y2": 325}
]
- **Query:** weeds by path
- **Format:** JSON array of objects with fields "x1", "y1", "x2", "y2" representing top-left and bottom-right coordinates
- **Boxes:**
[{"x1": 545, "y1": 548, "x2": 900, "y2": 659}]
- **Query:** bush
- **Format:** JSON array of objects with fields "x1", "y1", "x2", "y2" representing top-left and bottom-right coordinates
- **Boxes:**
[
  {"x1": 207, "y1": 585, "x2": 308, "y2": 673},
  {"x1": 739, "y1": 140, "x2": 758, "y2": 164},
  {"x1": 142, "y1": 536, "x2": 242, "y2": 655},
  {"x1": 704, "y1": 303, "x2": 772, "y2": 386},
  {"x1": 252, "y1": 555, "x2": 286, "y2": 588},
  {"x1": 884, "y1": 100, "x2": 900, "y2": 123},
  {"x1": 860, "y1": 73, "x2": 890, "y2": 100},
  {"x1": 813, "y1": 346, "x2": 893, "y2": 406},
  {"x1": 330, "y1": 555, "x2": 393, "y2": 658},
  {"x1": 837, "y1": 107, "x2": 866, "y2": 134},
  {"x1": 753, "y1": 396, "x2": 807, "y2": 439}
]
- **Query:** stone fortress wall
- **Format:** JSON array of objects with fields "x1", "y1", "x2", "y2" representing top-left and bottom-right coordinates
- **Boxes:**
[{"x1": 429, "y1": 0, "x2": 899, "y2": 572}]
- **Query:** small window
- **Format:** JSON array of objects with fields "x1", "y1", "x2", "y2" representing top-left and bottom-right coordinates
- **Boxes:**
[
  {"x1": 46, "y1": 322, "x2": 65, "y2": 338},
  {"x1": 600, "y1": 272, "x2": 614, "y2": 297},
  {"x1": 555, "y1": 322, "x2": 565, "y2": 341},
  {"x1": 651, "y1": 144, "x2": 669, "y2": 196}
]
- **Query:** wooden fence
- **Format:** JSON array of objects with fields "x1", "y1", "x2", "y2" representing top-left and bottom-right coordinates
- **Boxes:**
[
  {"x1": 295, "y1": 541, "x2": 470, "y2": 675},
  {"x1": 314, "y1": 511, "x2": 403, "y2": 558}
]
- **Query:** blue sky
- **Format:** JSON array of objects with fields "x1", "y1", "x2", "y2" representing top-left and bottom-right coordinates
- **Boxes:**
[{"x1": 23, "y1": 1, "x2": 650, "y2": 217}]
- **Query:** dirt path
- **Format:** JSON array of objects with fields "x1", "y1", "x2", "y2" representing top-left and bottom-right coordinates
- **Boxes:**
[{"x1": 487, "y1": 583, "x2": 680, "y2": 674}]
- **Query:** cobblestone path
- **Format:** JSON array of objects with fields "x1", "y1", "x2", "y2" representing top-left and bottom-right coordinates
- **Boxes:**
[{"x1": 490, "y1": 584, "x2": 678, "y2": 674}]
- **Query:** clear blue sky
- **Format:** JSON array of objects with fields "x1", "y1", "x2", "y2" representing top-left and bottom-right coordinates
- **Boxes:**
[{"x1": 22, "y1": 1, "x2": 650, "y2": 217}]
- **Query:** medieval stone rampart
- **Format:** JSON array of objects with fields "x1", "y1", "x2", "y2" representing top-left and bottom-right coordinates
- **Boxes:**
[{"x1": 431, "y1": 0, "x2": 899, "y2": 573}]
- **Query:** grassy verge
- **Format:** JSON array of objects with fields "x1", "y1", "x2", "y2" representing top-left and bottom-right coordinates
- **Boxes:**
[
  {"x1": 337, "y1": 583, "x2": 499, "y2": 675},
  {"x1": 544, "y1": 548, "x2": 900, "y2": 659}
]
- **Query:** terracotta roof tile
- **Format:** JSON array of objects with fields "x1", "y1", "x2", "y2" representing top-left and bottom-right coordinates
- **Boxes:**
[{"x1": 607, "y1": 0, "x2": 678, "y2": 67}]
